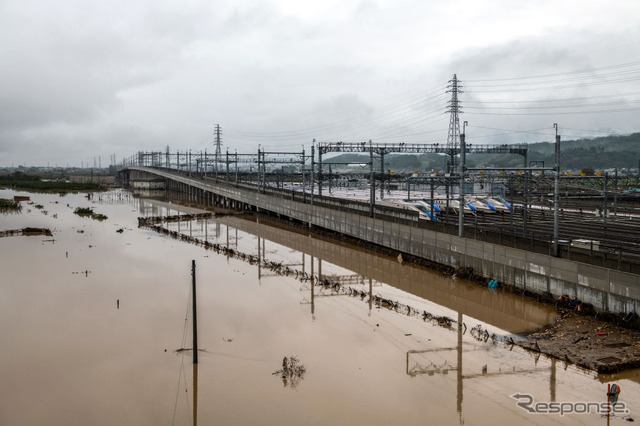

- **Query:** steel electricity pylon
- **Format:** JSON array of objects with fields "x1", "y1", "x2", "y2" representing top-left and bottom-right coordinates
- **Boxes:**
[
  {"x1": 446, "y1": 74, "x2": 463, "y2": 174},
  {"x1": 214, "y1": 124, "x2": 222, "y2": 174}
]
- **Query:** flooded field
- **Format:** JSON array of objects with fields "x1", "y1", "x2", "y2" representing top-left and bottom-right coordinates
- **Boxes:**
[{"x1": 1, "y1": 188, "x2": 639, "y2": 425}]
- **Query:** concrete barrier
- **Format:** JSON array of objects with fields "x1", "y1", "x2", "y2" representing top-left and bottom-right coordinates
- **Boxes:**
[{"x1": 131, "y1": 167, "x2": 640, "y2": 315}]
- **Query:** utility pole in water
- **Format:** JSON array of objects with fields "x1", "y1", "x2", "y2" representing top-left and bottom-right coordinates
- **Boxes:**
[
  {"x1": 191, "y1": 260, "x2": 199, "y2": 426},
  {"x1": 192, "y1": 260, "x2": 198, "y2": 364}
]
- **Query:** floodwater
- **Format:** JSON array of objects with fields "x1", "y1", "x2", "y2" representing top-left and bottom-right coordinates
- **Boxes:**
[{"x1": 1, "y1": 188, "x2": 639, "y2": 426}]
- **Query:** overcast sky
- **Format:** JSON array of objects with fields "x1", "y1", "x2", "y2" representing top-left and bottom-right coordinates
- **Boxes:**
[{"x1": 1, "y1": 0, "x2": 639, "y2": 167}]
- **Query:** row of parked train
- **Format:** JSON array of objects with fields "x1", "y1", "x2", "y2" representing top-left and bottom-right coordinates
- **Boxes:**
[{"x1": 379, "y1": 196, "x2": 512, "y2": 221}]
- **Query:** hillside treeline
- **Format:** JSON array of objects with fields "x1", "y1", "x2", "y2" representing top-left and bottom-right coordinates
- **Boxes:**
[{"x1": 324, "y1": 133, "x2": 640, "y2": 172}]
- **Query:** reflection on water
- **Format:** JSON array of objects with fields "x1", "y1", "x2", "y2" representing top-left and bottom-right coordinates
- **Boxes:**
[
  {"x1": 1, "y1": 188, "x2": 638, "y2": 426},
  {"x1": 142, "y1": 198, "x2": 556, "y2": 334}
]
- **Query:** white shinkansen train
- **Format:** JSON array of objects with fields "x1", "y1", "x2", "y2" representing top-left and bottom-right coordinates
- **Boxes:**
[{"x1": 378, "y1": 200, "x2": 437, "y2": 221}]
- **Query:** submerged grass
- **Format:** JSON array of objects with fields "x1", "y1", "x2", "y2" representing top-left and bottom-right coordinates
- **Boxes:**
[
  {"x1": 0, "y1": 198, "x2": 22, "y2": 213},
  {"x1": 74, "y1": 207, "x2": 94, "y2": 216},
  {"x1": 74, "y1": 207, "x2": 108, "y2": 221}
]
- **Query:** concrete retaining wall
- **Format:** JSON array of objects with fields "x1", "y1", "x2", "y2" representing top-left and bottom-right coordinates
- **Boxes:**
[{"x1": 133, "y1": 167, "x2": 640, "y2": 314}]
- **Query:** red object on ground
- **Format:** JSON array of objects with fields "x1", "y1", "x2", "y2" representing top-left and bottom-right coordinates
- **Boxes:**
[{"x1": 597, "y1": 332, "x2": 607, "y2": 336}]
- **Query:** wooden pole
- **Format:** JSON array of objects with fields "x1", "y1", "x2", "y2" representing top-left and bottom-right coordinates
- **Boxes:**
[
  {"x1": 192, "y1": 260, "x2": 198, "y2": 364},
  {"x1": 193, "y1": 363, "x2": 198, "y2": 426}
]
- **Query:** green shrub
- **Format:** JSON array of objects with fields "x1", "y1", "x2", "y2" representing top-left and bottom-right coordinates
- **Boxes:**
[
  {"x1": 74, "y1": 207, "x2": 94, "y2": 216},
  {"x1": 74, "y1": 207, "x2": 108, "y2": 221}
]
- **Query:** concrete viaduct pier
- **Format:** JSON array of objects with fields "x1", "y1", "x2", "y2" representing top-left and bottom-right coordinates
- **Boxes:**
[{"x1": 120, "y1": 166, "x2": 640, "y2": 315}]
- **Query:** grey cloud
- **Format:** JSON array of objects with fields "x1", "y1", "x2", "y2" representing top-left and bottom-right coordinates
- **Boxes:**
[{"x1": 1, "y1": 0, "x2": 639, "y2": 166}]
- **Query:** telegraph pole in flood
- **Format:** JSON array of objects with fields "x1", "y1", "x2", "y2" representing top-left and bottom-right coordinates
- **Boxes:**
[
  {"x1": 191, "y1": 259, "x2": 199, "y2": 425},
  {"x1": 192, "y1": 260, "x2": 198, "y2": 364}
]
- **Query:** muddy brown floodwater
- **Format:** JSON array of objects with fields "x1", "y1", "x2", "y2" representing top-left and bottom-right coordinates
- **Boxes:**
[{"x1": 1, "y1": 188, "x2": 639, "y2": 425}]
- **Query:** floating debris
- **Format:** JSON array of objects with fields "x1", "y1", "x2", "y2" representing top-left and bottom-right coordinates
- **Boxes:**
[
  {"x1": 0, "y1": 227, "x2": 52, "y2": 238},
  {"x1": 140, "y1": 221, "x2": 472, "y2": 334},
  {"x1": 138, "y1": 213, "x2": 213, "y2": 226},
  {"x1": 23, "y1": 227, "x2": 53, "y2": 236},
  {"x1": 137, "y1": 211, "x2": 249, "y2": 228},
  {"x1": 273, "y1": 356, "x2": 306, "y2": 388},
  {"x1": 141, "y1": 217, "x2": 640, "y2": 374}
]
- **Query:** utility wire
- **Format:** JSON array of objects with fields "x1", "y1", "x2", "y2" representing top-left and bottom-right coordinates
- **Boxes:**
[
  {"x1": 225, "y1": 87, "x2": 448, "y2": 142},
  {"x1": 467, "y1": 125, "x2": 555, "y2": 137},
  {"x1": 464, "y1": 91, "x2": 640, "y2": 105},
  {"x1": 465, "y1": 69, "x2": 640, "y2": 89},
  {"x1": 227, "y1": 86, "x2": 446, "y2": 137},
  {"x1": 467, "y1": 106, "x2": 640, "y2": 116},
  {"x1": 465, "y1": 60, "x2": 640, "y2": 83},
  {"x1": 465, "y1": 99, "x2": 640, "y2": 111},
  {"x1": 216, "y1": 59, "x2": 640, "y2": 150},
  {"x1": 465, "y1": 76, "x2": 640, "y2": 93}
]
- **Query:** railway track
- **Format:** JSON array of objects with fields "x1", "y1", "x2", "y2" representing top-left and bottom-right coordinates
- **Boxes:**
[{"x1": 452, "y1": 203, "x2": 640, "y2": 258}]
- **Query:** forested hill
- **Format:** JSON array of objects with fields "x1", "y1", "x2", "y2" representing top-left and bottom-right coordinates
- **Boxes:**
[
  {"x1": 478, "y1": 133, "x2": 640, "y2": 170},
  {"x1": 323, "y1": 133, "x2": 640, "y2": 172}
]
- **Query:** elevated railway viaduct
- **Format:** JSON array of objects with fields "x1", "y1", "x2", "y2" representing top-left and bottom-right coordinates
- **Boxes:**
[{"x1": 119, "y1": 166, "x2": 640, "y2": 316}]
